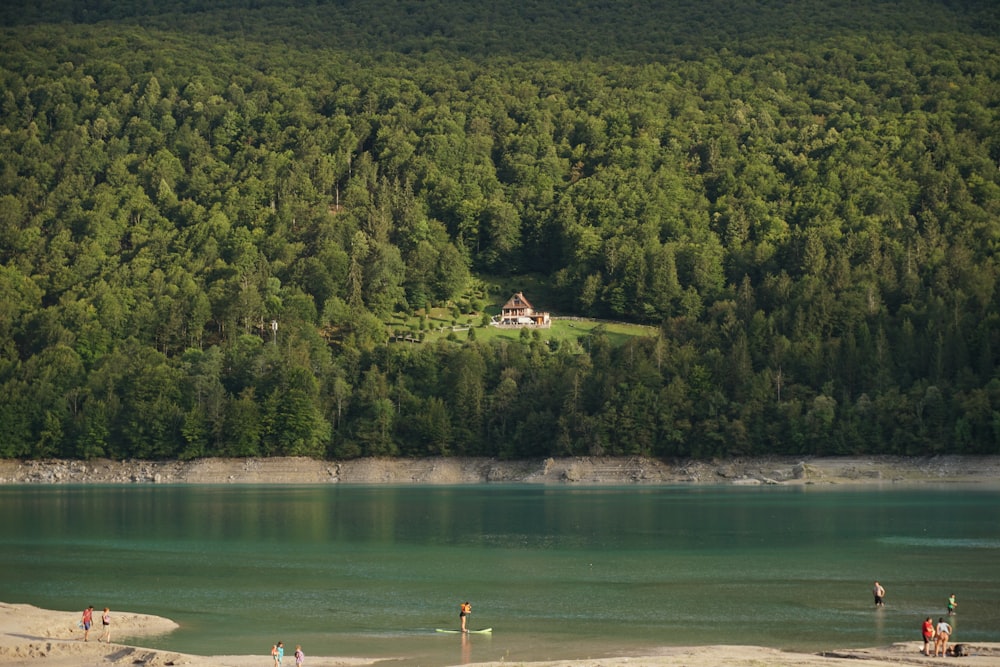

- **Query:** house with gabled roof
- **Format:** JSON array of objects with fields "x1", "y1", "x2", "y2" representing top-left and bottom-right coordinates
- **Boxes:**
[{"x1": 495, "y1": 292, "x2": 551, "y2": 328}]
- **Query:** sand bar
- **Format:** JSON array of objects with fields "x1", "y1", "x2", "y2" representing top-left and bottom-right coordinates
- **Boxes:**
[{"x1": 0, "y1": 601, "x2": 374, "y2": 666}]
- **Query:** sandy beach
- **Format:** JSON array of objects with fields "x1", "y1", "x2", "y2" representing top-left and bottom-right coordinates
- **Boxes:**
[
  {"x1": 1, "y1": 600, "x2": 999, "y2": 667},
  {"x1": 0, "y1": 601, "x2": 374, "y2": 667}
]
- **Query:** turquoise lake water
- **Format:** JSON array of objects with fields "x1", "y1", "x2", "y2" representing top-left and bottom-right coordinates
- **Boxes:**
[{"x1": 0, "y1": 484, "x2": 998, "y2": 666}]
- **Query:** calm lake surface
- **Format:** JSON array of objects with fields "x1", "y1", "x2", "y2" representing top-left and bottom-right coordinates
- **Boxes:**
[{"x1": 1, "y1": 484, "x2": 998, "y2": 666}]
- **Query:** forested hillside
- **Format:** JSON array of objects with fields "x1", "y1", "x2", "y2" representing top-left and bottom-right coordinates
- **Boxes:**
[{"x1": 2, "y1": 0, "x2": 999, "y2": 461}]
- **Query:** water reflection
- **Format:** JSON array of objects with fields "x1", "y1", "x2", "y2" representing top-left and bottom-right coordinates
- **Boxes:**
[{"x1": 873, "y1": 606, "x2": 885, "y2": 646}]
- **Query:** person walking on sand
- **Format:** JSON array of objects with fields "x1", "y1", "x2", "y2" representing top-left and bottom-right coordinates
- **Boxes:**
[
  {"x1": 947, "y1": 593, "x2": 958, "y2": 616},
  {"x1": 99, "y1": 607, "x2": 111, "y2": 643},
  {"x1": 934, "y1": 617, "x2": 952, "y2": 657},
  {"x1": 459, "y1": 601, "x2": 472, "y2": 632},
  {"x1": 872, "y1": 581, "x2": 885, "y2": 607},
  {"x1": 271, "y1": 642, "x2": 280, "y2": 667},
  {"x1": 922, "y1": 617, "x2": 935, "y2": 656},
  {"x1": 80, "y1": 606, "x2": 93, "y2": 641},
  {"x1": 276, "y1": 641, "x2": 285, "y2": 666},
  {"x1": 295, "y1": 644, "x2": 304, "y2": 666}
]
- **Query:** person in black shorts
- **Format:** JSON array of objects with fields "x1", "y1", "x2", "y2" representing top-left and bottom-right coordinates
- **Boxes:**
[
  {"x1": 459, "y1": 601, "x2": 471, "y2": 632},
  {"x1": 872, "y1": 581, "x2": 885, "y2": 607},
  {"x1": 99, "y1": 607, "x2": 111, "y2": 643}
]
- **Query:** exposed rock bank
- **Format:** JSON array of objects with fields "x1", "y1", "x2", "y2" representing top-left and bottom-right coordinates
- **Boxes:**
[{"x1": 1, "y1": 455, "x2": 999, "y2": 485}]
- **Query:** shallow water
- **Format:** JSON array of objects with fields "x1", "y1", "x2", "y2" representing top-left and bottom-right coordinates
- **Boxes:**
[{"x1": 0, "y1": 484, "x2": 997, "y2": 666}]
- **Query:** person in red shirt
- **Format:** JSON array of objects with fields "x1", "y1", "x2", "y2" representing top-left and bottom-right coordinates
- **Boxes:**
[
  {"x1": 80, "y1": 606, "x2": 93, "y2": 642},
  {"x1": 922, "y1": 617, "x2": 935, "y2": 655}
]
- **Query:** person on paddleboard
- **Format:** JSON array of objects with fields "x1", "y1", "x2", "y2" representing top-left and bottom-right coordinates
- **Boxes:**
[{"x1": 459, "y1": 601, "x2": 472, "y2": 632}]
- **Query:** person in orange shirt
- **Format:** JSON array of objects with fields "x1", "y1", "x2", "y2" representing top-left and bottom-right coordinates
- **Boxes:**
[{"x1": 459, "y1": 601, "x2": 472, "y2": 632}]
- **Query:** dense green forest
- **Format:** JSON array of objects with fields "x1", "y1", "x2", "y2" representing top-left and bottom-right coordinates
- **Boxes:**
[{"x1": 1, "y1": 0, "x2": 999, "y2": 461}]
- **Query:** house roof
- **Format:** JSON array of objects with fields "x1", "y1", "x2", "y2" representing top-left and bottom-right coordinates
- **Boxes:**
[{"x1": 502, "y1": 292, "x2": 533, "y2": 310}]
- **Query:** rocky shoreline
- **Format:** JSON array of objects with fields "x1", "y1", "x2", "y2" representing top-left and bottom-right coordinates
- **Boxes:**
[{"x1": 1, "y1": 455, "x2": 999, "y2": 486}]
